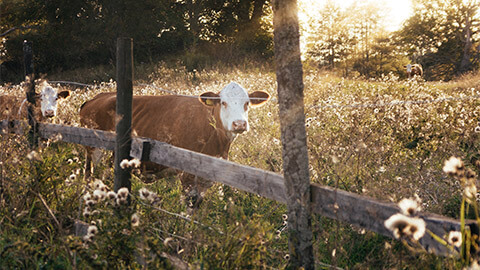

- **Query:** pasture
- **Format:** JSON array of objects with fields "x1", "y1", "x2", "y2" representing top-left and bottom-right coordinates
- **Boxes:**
[{"x1": 1, "y1": 64, "x2": 479, "y2": 268}]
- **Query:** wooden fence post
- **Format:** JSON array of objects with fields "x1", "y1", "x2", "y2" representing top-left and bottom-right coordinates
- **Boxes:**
[
  {"x1": 114, "y1": 37, "x2": 133, "y2": 192},
  {"x1": 23, "y1": 40, "x2": 37, "y2": 148},
  {"x1": 272, "y1": 0, "x2": 314, "y2": 269}
]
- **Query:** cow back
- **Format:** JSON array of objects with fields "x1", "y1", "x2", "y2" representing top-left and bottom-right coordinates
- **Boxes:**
[{"x1": 80, "y1": 93, "x2": 232, "y2": 158}]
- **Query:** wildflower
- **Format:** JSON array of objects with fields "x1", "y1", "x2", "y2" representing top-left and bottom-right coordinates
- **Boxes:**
[
  {"x1": 83, "y1": 192, "x2": 92, "y2": 201},
  {"x1": 97, "y1": 183, "x2": 107, "y2": 193},
  {"x1": 398, "y1": 198, "x2": 421, "y2": 216},
  {"x1": 83, "y1": 234, "x2": 93, "y2": 242},
  {"x1": 131, "y1": 213, "x2": 140, "y2": 227},
  {"x1": 407, "y1": 217, "x2": 426, "y2": 241},
  {"x1": 85, "y1": 199, "x2": 96, "y2": 207},
  {"x1": 377, "y1": 166, "x2": 386, "y2": 173},
  {"x1": 107, "y1": 191, "x2": 117, "y2": 200},
  {"x1": 69, "y1": 174, "x2": 76, "y2": 181},
  {"x1": 87, "y1": 225, "x2": 98, "y2": 235},
  {"x1": 93, "y1": 190, "x2": 106, "y2": 201},
  {"x1": 67, "y1": 158, "x2": 73, "y2": 164},
  {"x1": 466, "y1": 169, "x2": 477, "y2": 182},
  {"x1": 129, "y1": 158, "x2": 141, "y2": 168},
  {"x1": 92, "y1": 179, "x2": 104, "y2": 190},
  {"x1": 26, "y1": 151, "x2": 41, "y2": 161},
  {"x1": 384, "y1": 213, "x2": 426, "y2": 241},
  {"x1": 120, "y1": 159, "x2": 129, "y2": 169},
  {"x1": 443, "y1": 156, "x2": 464, "y2": 177},
  {"x1": 139, "y1": 188, "x2": 151, "y2": 201},
  {"x1": 117, "y1": 187, "x2": 129, "y2": 200},
  {"x1": 464, "y1": 184, "x2": 477, "y2": 203},
  {"x1": 282, "y1": 214, "x2": 288, "y2": 221},
  {"x1": 83, "y1": 207, "x2": 92, "y2": 218},
  {"x1": 447, "y1": 231, "x2": 462, "y2": 248},
  {"x1": 475, "y1": 126, "x2": 480, "y2": 133}
]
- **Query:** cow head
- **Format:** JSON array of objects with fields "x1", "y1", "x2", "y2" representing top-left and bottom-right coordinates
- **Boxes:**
[
  {"x1": 404, "y1": 64, "x2": 413, "y2": 74},
  {"x1": 199, "y1": 82, "x2": 270, "y2": 137},
  {"x1": 38, "y1": 81, "x2": 71, "y2": 118}
]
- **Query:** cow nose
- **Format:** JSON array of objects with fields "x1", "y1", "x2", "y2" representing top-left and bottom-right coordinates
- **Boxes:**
[
  {"x1": 232, "y1": 120, "x2": 247, "y2": 133},
  {"x1": 44, "y1": 110, "x2": 55, "y2": 117}
]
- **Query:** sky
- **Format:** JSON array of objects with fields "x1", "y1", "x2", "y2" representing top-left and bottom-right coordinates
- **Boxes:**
[{"x1": 298, "y1": 0, "x2": 414, "y2": 32}]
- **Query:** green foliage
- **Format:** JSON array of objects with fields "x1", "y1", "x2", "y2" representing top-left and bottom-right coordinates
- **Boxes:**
[
  {"x1": 0, "y1": 0, "x2": 272, "y2": 82},
  {"x1": 395, "y1": 0, "x2": 480, "y2": 80},
  {"x1": 1, "y1": 66, "x2": 480, "y2": 268}
]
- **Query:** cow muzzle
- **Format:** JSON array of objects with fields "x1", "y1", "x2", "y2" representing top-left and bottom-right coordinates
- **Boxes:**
[
  {"x1": 44, "y1": 109, "x2": 55, "y2": 118},
  {"x1": 232, "y1": 120, "x2": 248, "y2": 133}
]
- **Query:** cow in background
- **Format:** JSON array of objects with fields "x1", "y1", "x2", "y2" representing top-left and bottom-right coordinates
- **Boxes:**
[
  {"x1": 404, "y1": 64, "x2": 423, "y2": 79},
  {"x1": 80, "y1": 82, "x2": 270, "y2": 208},
  {"x1": 0, "y1": 80, "x2": 70, "y2": 122}
]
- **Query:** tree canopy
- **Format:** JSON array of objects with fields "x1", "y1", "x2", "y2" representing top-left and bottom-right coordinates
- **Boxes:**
[
  {"x1": 0, "y1": 0, "x2": 479, "y2": 82},
  {"x1": 0, "y1": 0, "x2": 271, "y2": 82},
  {"x1": 302, "y1": 0, "x2": 479, "y2": 80}
]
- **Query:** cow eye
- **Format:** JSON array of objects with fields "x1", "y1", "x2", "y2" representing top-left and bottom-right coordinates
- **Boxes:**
[
  {"x1": 244, "y1": 102, "x2": 249, "y2": 111},
  {"x1": 221, "y1": 101, "x2": 227, "y2": 108}
]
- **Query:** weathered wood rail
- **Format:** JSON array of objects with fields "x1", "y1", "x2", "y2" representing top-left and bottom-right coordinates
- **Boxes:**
[{"x1": 1, "y1": 119, "x2": 475, "y2": 256}]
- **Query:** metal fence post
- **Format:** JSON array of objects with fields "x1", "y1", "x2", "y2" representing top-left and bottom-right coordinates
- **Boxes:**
[{"x1": 114, "y1": 37, "x2": 133, "y2": 192}]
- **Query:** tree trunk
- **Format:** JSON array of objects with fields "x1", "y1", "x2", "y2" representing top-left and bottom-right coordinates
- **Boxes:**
[
  {"x1": 458, "y1": 13, "x2": 473, "y2": 75},
  {"x1": 272, "y1": 0, "x2": 314, "y2": 269}
]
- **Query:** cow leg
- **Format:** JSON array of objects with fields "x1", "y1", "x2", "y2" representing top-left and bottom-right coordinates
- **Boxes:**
[{"x1": 180, "y1": 173, "x2": 213, "y2": 210}]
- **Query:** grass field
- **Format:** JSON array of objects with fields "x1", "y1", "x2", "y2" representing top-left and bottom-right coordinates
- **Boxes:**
[{"x1": 1, "y1": 64, "x2": 479, "y2": 268}]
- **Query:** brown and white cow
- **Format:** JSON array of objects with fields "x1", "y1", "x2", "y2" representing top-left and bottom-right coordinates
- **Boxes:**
[
  {"x1": 80, "y1": 82, "x2": 270, "y2": 207},
  {"x1": 404, "y1": 64, "x2": 423, "y2": 79},
  {"x1": 0, "y1": 81, "x2": 70, "y2": 122}
]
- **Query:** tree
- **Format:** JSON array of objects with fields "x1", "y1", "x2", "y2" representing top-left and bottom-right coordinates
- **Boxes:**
[
  {"x1": 272, "y1": 0, "x2": 314, "y2": 268},
  {"x1": 395, "y1": 0, "x2": 480, "y2": 80},
  {"x1": 303, "y1": 1, "x2": 355, "y2": 69},
  {"x1": 0, "y1": 0, "x2": 273, "y2": 82}
]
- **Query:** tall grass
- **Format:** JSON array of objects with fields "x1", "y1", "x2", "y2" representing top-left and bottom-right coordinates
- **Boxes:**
[{"x1": 1, "y1": 65, "x2": 479, "y2": 268}]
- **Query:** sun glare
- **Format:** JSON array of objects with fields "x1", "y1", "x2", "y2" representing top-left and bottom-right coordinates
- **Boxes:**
[{"x1": 298, "y1": 0, "x2": 413, "y2": 32}]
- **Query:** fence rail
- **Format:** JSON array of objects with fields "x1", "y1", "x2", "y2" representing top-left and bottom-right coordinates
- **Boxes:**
[{"x1": 0, "y1": 119, "x2": 474, "y2": 256}]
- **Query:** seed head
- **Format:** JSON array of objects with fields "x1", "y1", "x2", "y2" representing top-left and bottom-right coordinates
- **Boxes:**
[
  {"x1": 107, "y1": 191, "x2": 117, "y2": 200},
  {"x1": 131, "y1": 213, "x2": 140, "y2": 227},
  {"x1": 93, "y1": 190, "x2": 106, "y2": 201},
  {"x1": 447, "y1": 231, "x2": 462, "y2": 248},
  {"x1": 83, "y1": 192, "x2": 92, "y2": 202},
  {"x1": 443, "y1": 156, "x2": 464, "y2": 177},
  {"x1": 384, "y1": 213, "x2": 426, "y2": 241},
  {"x1": 117, "y1": 187, "x2": 129, "y2": 200},
  {"x1": 120, "y1": 159, "x2": 129, "y2": 169},
  {"x1": 398, "y1": 198, "x2": 421, "y2": 216},
  {"x1": 87, "y1": 225, "x2": 98, "y2": 235}
]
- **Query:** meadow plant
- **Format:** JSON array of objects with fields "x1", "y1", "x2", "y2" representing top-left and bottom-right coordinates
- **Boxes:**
[{"x1": 1, "y1": 66, "x2": 480, "y2": 268}]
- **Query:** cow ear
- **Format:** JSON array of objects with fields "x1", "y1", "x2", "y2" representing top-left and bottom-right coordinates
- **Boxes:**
[
  {"x1": 249, "y1": 91, "x2": 270, "y2": 107},
  {"x1": 57, "y1": 90, "x2": 70, "y2": 99},
  {"x1": 199, "y1": 92, "x2": 220, "y2": 107}
]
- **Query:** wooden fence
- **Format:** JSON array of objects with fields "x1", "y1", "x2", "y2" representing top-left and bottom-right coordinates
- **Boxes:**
[
  {"x1": 0, "y1": 119, "x2": 475, "y2": 256},
  {"x1": 2, "y1": 33, "x2": 475, "y2": 266}
]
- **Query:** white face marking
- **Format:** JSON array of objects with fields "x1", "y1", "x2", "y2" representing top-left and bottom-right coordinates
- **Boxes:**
[
  {"x1": 218, "y1": 82, "x2": 250, "y2": 135},
  {"x1": 40, "y1": 85, "x2": 60, "y2": 118},
  {"x1": 406, "y1": 64, "x2": 412, "y2": 73}
]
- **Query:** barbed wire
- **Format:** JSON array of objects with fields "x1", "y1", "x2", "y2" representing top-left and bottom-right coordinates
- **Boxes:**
[
  {"x1": 49, "y1": 81, "x2": 96, "y2": 88},
  {"x1": 19, "y1": 79, "x2": 480, "y2": 107},
  {"x1": 309, "y1": 94, "x2": 480, "y2": 110}
]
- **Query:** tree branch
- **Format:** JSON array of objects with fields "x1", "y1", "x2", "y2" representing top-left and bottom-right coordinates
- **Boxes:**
[{"x1": 0, "y1": 25, "x2": 39, "y2": 37}]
